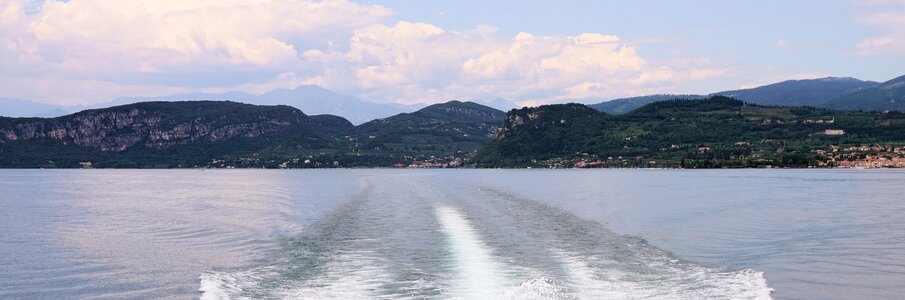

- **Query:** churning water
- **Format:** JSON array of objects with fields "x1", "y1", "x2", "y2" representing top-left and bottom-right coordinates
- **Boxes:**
[{"x1": 1, "y1": 169, "x2": 903, "y2": 299}]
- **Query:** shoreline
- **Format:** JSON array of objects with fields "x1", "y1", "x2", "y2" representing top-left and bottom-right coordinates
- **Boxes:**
[{"x1": 1, "y1": 166, "x2": 900, "y2": 170}]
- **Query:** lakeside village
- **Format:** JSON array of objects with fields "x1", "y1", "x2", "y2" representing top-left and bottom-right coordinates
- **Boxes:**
[
  {"x1": 77, "y1": 143, "x2": 905, "y2": 169},
  {"x1": 546, "y1": 143, "x2": 905, "y2": 169},
  {"x1": 186, "y1": 144, "x2": 905, "y2": 169},
  {"x1": 197, "y1": 152, "x2": 471, "y2": 169}
]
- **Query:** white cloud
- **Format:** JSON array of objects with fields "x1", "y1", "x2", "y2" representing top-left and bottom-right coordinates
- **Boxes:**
[
  {"x1": 852, "y1": 0, "x2": 905, "y2": 55},
  {"x1": 0, "y1": 0, "x2": 729, "y2": 106},
  {"x1": 294, "y1": 22, "x2": 725, "y2": 105},
  {"x1": 0, "y1": 0, "x2": 392, "y2": 89}
]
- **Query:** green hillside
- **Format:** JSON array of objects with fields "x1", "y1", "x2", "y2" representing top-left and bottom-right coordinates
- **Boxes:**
[
  {"x1": 0, "y1": 100, "x2": 504, "y2": 168},
  {"x1": 349, "y1": 101, "x2": 504, "y2": 164},
  {"x1": 477, "y1": 96, "x2": 905, "y2": 168},
  {"x1": 825, "y1": 75, "x2": 905, "y2": 111}
]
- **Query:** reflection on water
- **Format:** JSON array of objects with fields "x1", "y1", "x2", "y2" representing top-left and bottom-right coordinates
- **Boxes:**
[{"x1": 1, "y1": 169, "x2": 904, "y2": 299}]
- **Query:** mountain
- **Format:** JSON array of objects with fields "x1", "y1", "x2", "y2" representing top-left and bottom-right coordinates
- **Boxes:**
[
  {"x1": 0, "y1": 100, "x2": 507, "y2": 168},
  {"x1": 713, "y1": 77, "x2": 878, "y2": 107},
  {"x1": 246, "y1": 85, "x2": 421, "y2": 125},
  {"x1": 476, "y1": 96, "x2": 905, "y2": 168},
  {"x1": 5, "y1": 98, "x2": 905, "y2": 168},
  {"x1": 472, "y1": 98, "x2": 519, "y2": 111},
  {"x1": 589, "y1": 94, "x2": 705, "y2": 114},
  {"x1": 0, "y1": 101, "x2": 340, "y2": 168},
  {"x1": 101, "y1": 91, "x2": 256, "y2": 107},
  {"x1": 307, "y1": 114, "x2": 355, "y2": 137},
  {"x1": 824, "y1": 75, "x2": 905, "y2": 111},
  {"x1": 352, "y1": 101, "x2": 505, "y2": 161},
  {"x1": 589, "y1": 76, "x2": 886, "y2": 114},
  {"x1": 91, "y1": 85, "x2": 418, "y2": 125},
  {"x1": 0, "y1": 98, "x2": 73, "y2": 118},
  {"x1": 0, "y1": 85, "x2": 418, "y2": 124}
]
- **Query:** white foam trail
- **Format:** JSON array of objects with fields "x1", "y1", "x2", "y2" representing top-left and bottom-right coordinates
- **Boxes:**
[
  {"x1": 554, "y1": 250, "x2": 636, "y2": 299},
  {"x1": 199, "y1": 269, "x2": 263, "y2": 300},
  {"x1": 552, "y1": 249, "x2": 773, "y2": 300},
  {"x1": 277, "y1": 252, "x2": 389, "y2": 299},
  {"x1": 198, "y1": 252, "x2": 390, "y2": 300},
  {"x1": 434, "y1": 204, "x2": 510, "y2": 299},
  {"x1": 198, "y1": 275, "x2": 231, "y2": 300}
]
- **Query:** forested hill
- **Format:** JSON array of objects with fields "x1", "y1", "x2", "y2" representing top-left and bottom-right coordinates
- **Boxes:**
[
  {"x1": 4, "y1": 97, "x2": 904, "y2": 168},
  {"x1": 825, "y1": 75, "x2": 905, "y2": 111},
  {"x1": 475, "y1": 96, "x2": 905, "y2": 168},
  {"x1": 351, "y1": 101, "x2": 504, "y2": 162},
  {"x1": 589, "y1": 94, "x2": 705, "y2": 114},
  {"x1": 0, "y1": 100, "x2": 504, "y2": 168}
]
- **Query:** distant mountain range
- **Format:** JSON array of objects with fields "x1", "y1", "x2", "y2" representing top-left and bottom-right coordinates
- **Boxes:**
[
  {"x1": 86, "y1": 85, "x2": 423, "y2": 125},
  {"x1": 0, "y1": 97, "x2": 74, "y2": 118},
  {"x1": 4, "y1": 74, "x2": 904, "y2": 124},
  {"x1": 713, "y1": 77, "x2": 878, "y2": 107},
  {"x1": 2, "y1": 86, "x2": 421, "y2": 124},
  {"x1": 591, "y1": 74, "x2": 905, "y2": 114},
  {"x1": 0, "y1": 85, "x2": 518, "y2": 125}
]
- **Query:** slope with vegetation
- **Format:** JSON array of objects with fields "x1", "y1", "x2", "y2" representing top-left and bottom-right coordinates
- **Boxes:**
[
  {"x1": 589, "y1": 94, "x2": 705, "y2": 114},
  {"x1": 825, "y1": 75, "x2": 905, "y2": 111},
  {"x1": 4, "y1": 96, "x2": 905, "y2": 169},
  {"x1": 347, "y1": 101, "x2": 504, "y2": 166},
  {"x1": 476, "y1": 96, "x2": 905, "y2": 168},
  {"x1": 0, "y1": 100, "x2": 504, "y2": 168}
]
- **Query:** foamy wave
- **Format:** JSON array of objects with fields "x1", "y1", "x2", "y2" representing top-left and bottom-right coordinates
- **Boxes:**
[
  {"x1": 551, "y1": 249, "x2": 773, "y2": 300},
  {"x1": 497, "y1": 277, "x2": 573, "y2": 300},
  {"x1": 198, "y1": 252, "x2": 392, "y2": 300},
  {"x1": 198, "y1": 179, "x2": 774, "y2": 300},
  {"x1": 276, "y1": 252, "x2": 390, "y2": 299},
  {"x1": 435, "y1": 204, "x2": 511, "y2": 298},
  {"x1": 199, "y1": 251, "x2": 772, "y2": 300},
  {"x1": 717, "y1": 268, "x2": 774, "y2": 300},
  {"x1": 198, "y1": 271, "x2": 256, "y2": 300}
]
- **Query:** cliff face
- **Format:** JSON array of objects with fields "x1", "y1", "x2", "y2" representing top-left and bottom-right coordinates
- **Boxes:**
[
  {"x1": 0, "y1": 101, "x2": 313, "y2": 152},
  {"x1": 498, "y1": 103, "x2": 599, "y2": 139}
]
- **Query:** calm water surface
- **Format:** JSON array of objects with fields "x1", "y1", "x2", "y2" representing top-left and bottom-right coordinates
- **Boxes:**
[{"x1": 1, "y1": 169, "x2": 903, "y2": 299}]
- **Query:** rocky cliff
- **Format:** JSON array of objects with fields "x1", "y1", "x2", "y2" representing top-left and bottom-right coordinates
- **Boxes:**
[
  {"x1": 498, "y1": 103, "x2": 598, "y2": 139},
  {"x1": 0, "y1": 101, "x2": 321, "y2": 152},
  {"x1": 0, "y1": 101, "x2": 346, "y2": 167}
]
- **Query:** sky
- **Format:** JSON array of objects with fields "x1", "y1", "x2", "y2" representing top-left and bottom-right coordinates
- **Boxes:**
[{"x1": 0, "y1": 0, "x2": 904, "y2": 107}]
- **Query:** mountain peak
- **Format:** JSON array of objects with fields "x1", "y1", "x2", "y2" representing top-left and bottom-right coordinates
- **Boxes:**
[
  {"x1": 415, "y1": 100, "x2": 505, "y2": 123},
  {"x1": 816, "y1": 76, "x2": 862, "y2": 82},
  {"x1": 880, "y1": 74, "x2": 905, "y2": 88}
]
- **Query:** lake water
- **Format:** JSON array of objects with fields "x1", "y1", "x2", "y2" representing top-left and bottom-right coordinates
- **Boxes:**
[{"x1": 1, "y1": 169, "x2": 903, "y2": 299}]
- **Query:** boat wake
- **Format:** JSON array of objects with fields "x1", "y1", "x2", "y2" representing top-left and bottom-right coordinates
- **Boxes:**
[{"x1": 199, "y1": 175, "x2": 772, "y2": 299}]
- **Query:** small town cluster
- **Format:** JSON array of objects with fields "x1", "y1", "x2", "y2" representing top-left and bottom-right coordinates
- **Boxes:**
[{"x1": 815, "y1": 144, "x2": 905, "y2": 168}]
